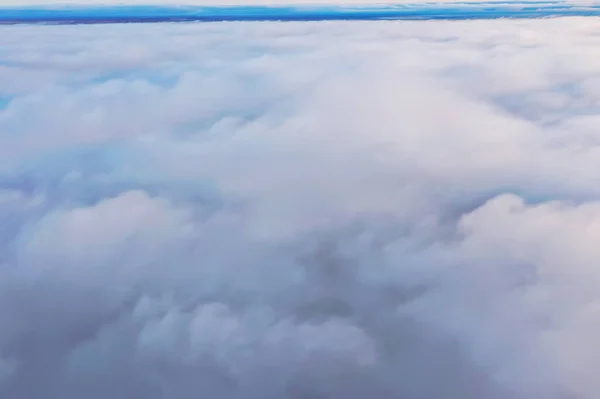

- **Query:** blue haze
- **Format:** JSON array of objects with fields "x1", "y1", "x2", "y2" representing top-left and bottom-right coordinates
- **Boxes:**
[{"x1": 2, "y1": 1, "x2": 600, "y2": 24}]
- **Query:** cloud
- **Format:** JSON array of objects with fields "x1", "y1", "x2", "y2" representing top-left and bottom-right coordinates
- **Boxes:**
[{"x1": 1, "y1": 16, "x2": 600, "y2": 399}]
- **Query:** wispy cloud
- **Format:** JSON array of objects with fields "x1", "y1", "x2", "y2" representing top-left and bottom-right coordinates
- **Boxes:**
[{"x1": 1, "y1": 17, "x2": 600, "y2": 399}]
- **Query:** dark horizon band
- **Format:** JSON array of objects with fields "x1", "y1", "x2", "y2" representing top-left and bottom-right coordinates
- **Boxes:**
[{"x1": 2, "y1": 2, "x2": 600, "y2": 24}]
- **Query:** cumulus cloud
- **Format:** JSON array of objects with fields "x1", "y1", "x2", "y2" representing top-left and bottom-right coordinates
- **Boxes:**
[{"x1": 1, "y1": 16, "x2": 600, "y2": 399}]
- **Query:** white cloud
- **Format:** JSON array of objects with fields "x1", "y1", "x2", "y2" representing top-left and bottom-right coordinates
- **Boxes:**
[{"x1": 1, "y1": 16, "x2": 600, "y2": 399}]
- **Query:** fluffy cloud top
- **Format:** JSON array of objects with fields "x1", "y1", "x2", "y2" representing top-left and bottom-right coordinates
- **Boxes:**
[{"x1": 1, "y1": 16, "x2": 600, "y2": 399}]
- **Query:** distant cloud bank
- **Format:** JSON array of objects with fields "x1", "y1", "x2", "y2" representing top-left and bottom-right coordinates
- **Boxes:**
[{"x1": 1, "y1": 15, "x2": 600, "y2": 399}]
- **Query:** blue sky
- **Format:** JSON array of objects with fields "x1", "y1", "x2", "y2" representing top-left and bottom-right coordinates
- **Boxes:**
[
  {"x1": 1, "y1": 0, "x2": 599, "y2": 3},
  {"x1": 2, "y1": 1, "x2": 600, "y2": 22}
]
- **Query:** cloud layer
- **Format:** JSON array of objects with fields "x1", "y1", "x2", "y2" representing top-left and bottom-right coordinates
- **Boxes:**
[{"x1": 2, "y1": 17, "x2": 600, "y2": 399}]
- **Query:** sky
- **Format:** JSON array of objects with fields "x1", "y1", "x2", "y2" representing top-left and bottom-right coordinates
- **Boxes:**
[
  {"x1": 2, "y1": 13, "x2": 600, "y2": 399},
  {"x1": 1, "y1": 0, "x2": 599, "y2": 6},
  {"x1": 3, "y1": 0, "x2": 600, "y2": 23}
]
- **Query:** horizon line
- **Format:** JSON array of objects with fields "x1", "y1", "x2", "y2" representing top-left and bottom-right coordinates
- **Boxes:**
[{"x1": 2, "y1": 2, "x2": 600, "y2": 24}]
